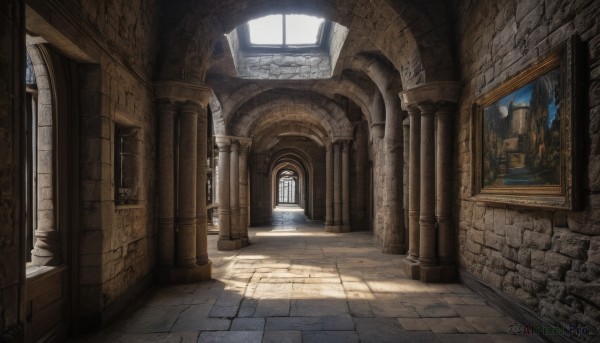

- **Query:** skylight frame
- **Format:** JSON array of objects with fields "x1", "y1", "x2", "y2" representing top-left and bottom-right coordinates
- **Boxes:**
[{"x1": 241, "y1": 14, "x2": 329, "y2": 51}]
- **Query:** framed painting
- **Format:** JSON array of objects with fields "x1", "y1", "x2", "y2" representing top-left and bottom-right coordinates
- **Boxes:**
[{"x1": 471, "y1": 36, "x2": 582, "y2": 210}]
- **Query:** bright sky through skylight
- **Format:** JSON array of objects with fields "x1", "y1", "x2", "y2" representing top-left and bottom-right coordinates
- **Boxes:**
[
  {"x1": 248, "y1": 15, "x2": 283, "y2": 44},
  {"x1": 248, "y1": 14, "x2": 325, "y2": 46},
  {"x1": 286, "y1": 15, "x2": 325, "y2": 45}
]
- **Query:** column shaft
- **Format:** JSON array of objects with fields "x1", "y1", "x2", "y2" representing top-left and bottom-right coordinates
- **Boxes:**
[
  {"x1": 333, "y1": 143, "x2": 342, "y2": 227},
  {"x1": 341, "y1": 141, "x2": 350, "y2": 232},
  {"x1": 407, "y1": 108, "x2": 421, "y2": 262},
  {"x1": 325, "y1": 143, "x2": 333, "y2": 226},
  {"x1": 239, "y1": 144, "x2": 250, "y2": 246},
  {"x1": 216, "y1": 139, "x2": 231, "y2": 241},
  {"x1": 176, "y1": 104, "x2": 198, "y2": 268},
  {"x1": 383, "y1": 103, "x2": 405, "y2": 254},
  {"x1": 230, "y1": 141, "x2": 240, "y2": 241},
  {"x1": 158, "y1": 101, "x2": 176, "y2": 267},
  {"x1": 418, "y1": 103, "x2": 437, "y2": 267},
  {"x1": 403, "y1": 118, "x2": 410, "y2": 243},
  {"x1": 196, "y1": 105, "x2": 209, "y2": 265},
  {"x1": 437, "y1": 105, "x2": 455, "y2": 265}
]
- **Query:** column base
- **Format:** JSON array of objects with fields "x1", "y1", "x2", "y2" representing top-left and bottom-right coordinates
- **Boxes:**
[
  {"x1": 382, "y1": 243, "x2": 406, "y2": 255},
  {"x1": 217, "y1": 239, "x2": 243, "y2": 251},
  {"x1": 419, "y1": 265, "x2": 457, "y2": 283},
  {"x1": 325, "y1": 225, "x2": 350, "y2": 233},
  {"x1": 401, "y1": 258, "x2": 421, "y2": 280},
  {"x1": 241, "y1": 237, "x2": 250, "y2": 247},
  {"x1": 158, "y1": 261, "x2": 212, "y2": 284}
]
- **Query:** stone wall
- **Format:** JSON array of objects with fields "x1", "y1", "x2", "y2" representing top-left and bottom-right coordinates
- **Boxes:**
[
  {"x1": 26, "y1": 0, "x2": 158, "y2": 329},
  {"x1": 0, "y1": 0, "x2": 24, "y2": 339},
  {"x1": 235, "y1": 52, "x2": 331, "y2": 80},
  {"x1": 454, "y1": 0, "x2": 600, "y2": 339}
]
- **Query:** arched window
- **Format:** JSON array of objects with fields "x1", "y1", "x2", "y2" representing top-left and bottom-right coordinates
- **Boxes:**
[{"x1": 277, "y1": 170, "x2": 298, "y2": 204}]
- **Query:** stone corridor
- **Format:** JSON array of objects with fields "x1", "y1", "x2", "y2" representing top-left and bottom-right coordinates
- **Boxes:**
[{"x1": 76, "y1": 208, "x2": 537, "y2": 343}]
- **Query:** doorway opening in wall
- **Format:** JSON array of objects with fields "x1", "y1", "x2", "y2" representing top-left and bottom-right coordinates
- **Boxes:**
[{"x1": 277, "y1": 169, "x2": 299, "y2": 205}]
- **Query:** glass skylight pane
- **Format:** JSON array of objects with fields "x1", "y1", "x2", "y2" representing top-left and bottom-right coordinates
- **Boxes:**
[
  {"x1": 285, "y1": 15, "x2": 324, "y2": 45},
  {"x1": 248, "y1": 15, "x2": 283, "y2": 45}
]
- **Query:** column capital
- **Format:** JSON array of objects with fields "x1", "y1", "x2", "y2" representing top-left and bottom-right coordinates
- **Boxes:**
[
  {"x1": 417, "y1": 102, "x2": 437, "y2": 115},
  {"x1": 399, "y1": 81, "x2": 462, "y2": 111},
  {"x1": 237, "y1": 137, "x2": 253, "y2": 150},
  {"x1": 325, "y1": 141, "x2": 333, "y2": 151},
  {"x1": 154, "y1": 80, "x2": 212, "y2": 107},
  {"x1": 214, "y1": 135, "x2": 231, "y2": 149},
  {"x1": 370, "y1": 122, "x2": 385, "y2": 139}
]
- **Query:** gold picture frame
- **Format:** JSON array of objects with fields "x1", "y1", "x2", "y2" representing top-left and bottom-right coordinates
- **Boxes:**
[{"x1": 471, "y1": 35, "x2": 583, "y2": 210}]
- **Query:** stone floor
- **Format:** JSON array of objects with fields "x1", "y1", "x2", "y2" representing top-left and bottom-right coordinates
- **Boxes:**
[{"x1": 76, "y1": 207, "x2": 540, "y2": 343}]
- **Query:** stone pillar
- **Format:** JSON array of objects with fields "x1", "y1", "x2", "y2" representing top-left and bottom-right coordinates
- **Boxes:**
[
  {"x1": 406, "y1": 107, "x2": 421, "y2": 264},
  {"x1": 341, "y1": 140, "x2": 351, "y2": 232},
  {"x1": 399, "y1": 81, "x2": 462, "y2": 283},
  {"x1": 176, "y1": 103, "x2": 198, "y2": 268},
  {"x1": 157, "y1": 101, "x2": 176, "y2": 268},
  {"x1": 215, "y1": 136, "x2": 233, "y2": 250},
  {"x1": 403, "y1": 117, "x2": 410, "y2": 245},
  {"x1": 436, "y1": 104, "x2": 455, "y2": 265},
  {"x1": 370, "y1": 122, "x2": 385, "y2": 237},
  {"x1": 155, "y1": 81, "x2": 213, "y2": 283},
  {"x1": 239, "y1": 139, "x2": 251, "y2": 247},
  {"x1": 382, "y1": 103, "x2": 405, "y2": 254},
  {"x1": 332, "y1": 142, "x2": 342, "y2": 230},
  {"x1": 325, "y1": 142, "x2": 334, "y2": 228},
  {"x1": 229, "y1": 140, "x2": 241, "y2": 243},
  {"x1": 196, "y1": 103, "x2": 210, "y2": 267},
  {"x1": 418, "y1": 102, "x2": 437, "y2": 269}
]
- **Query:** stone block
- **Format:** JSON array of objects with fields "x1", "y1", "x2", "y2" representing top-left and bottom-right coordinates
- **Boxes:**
[
  {"x1": 523, "y1": 230, "x2": 552, "y2": 250},
  {"x1": 504, "y1": 225, "x2": 522, "y2": 248},
  {"x1": 484, "y1": 230, "x2": 504, "y2": 251},
  {"x1": 589, "y1": 237, "x2": 600, "y2": 265},
  {"x1": 517, "y1": 248, "x2": 531, "y2": 267},
  {"x1": 544, "y1": 251, "x2": 572, "y2": 280}
]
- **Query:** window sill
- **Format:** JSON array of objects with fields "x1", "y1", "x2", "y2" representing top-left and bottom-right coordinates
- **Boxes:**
[
  {"x1": 115, "y1": 203, "x2": 145, "y2": 210},
  {"x1": 26, "y1": 265, "x2": 66, "y2": 280}
]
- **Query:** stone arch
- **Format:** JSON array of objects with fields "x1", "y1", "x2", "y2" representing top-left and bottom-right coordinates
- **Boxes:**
[
  {"x1": 228, "y1": 89, "x2": 354, "y2": 140},
  {"x1": 253, "y1": 121, "x2": 328, "y2": 152},
  {"x1": 209, "y1": 75, "x2": 377, "y2": 135}
]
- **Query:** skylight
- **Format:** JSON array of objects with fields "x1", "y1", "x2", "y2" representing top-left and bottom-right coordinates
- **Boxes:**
[{"x1": 248, "y1": 14, "x2": 325, "y2": 47}]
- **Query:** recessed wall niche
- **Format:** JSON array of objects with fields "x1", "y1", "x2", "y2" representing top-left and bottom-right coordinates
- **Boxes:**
[{"x1": 114, "y1": 123, "x2": 141, "y2": 206}]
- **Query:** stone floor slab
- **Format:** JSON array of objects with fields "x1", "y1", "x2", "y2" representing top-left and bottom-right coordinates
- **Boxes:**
[
  {"x1": 262, "y1": 331, "x2": 302, "y2": 343},
  {"x1": 197, "y1": 331, "x2": 263, "y2": 343},
  {"x1": 302, "y1": 331, "x2": 359, "y2": 343}
]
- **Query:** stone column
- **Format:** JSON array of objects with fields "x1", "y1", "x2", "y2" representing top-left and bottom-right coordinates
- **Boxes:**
[
  {"x1": 341, "y1": 140, "x2": 351, "y2": 232},
  {"x1": 157, "y1": 100, "x2": 176, "y2": 268},
  {"x1": 215, "y1": 136, "x2": 232, "y2": 250},
  {"x1": 325, "y1": 142, "x2": 334, "y2": 228},
  {"x1": 196, "y1": 103, "x2": 210, "y2": 267},
  {"x1": 436, "y1": 104, "x2": 455, "y2": 265},
  {"x1": 407, "y1": 107, "x2": 421, "y2": 263},
  {"x1": 239, "y1": 139, "x2": 251, "y2": 247},
  {"x1": 176, "y1": 102, "x2": 198, "y2": 268},
  {"x1": 229, "y1": 140, "x2": 241, "y2": 243},
  {"x1": 155, "y1": 81, "x2": 213, "y2": 283},
  {"x1": 333, "y1": 142, "x2": 342, "y2": 231},
  {"x1": 418, "y1": 102, "x2": 437, "y2": 268},
  {"x1": 403, "y1": 117, "x2": 410, "y2": 244},
  {"x1": 399, "y1": 81, "x2": 462, "y2": 283}
]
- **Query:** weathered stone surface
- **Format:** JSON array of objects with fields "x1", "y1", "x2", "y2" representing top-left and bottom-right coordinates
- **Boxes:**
[
  {"x1": 552, "y1": 229, "x2": 590, "y2": 260},
  {"x1": 522, "y1": 230, "x2": 551, "y2": 250},
  {"x1": 504, "y1": 225, "x2": 522, "y2": 248}
]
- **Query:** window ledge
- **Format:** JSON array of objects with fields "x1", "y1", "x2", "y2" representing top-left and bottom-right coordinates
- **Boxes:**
[
  {"x1": 115, "y1": 203, "x2": 145, "y2": 210},
  {"x1": 26, "y1": 265, "x2": 66, "y2": 280}
]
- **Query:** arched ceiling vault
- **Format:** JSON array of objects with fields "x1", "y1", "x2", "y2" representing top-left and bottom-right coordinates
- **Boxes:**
[
  {"x1": 156, "y1": 0, "x2": 455, "y2": 87},
  {"x1": 227, "y1": 89, "x2": 354, "y2": 140}
]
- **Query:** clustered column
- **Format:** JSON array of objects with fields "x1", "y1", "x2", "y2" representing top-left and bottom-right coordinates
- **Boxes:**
[
  {"x1": 216, "y1": 135, "x2": 252, "y2": 251},
  {"x1": 326, "y1": 139, "x2": 352, "y2": 233},
  {"x1": 155, "y1": 81, "x2": 212, "y2": 283},
  {"x1": 399, "y1": 82, "x2": 461, "y2": 283}
]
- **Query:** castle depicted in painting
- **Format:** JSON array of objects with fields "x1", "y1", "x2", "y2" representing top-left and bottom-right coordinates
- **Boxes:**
[{"x1": 482, "y1": 69, "x2": 562, "y2": 187}]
